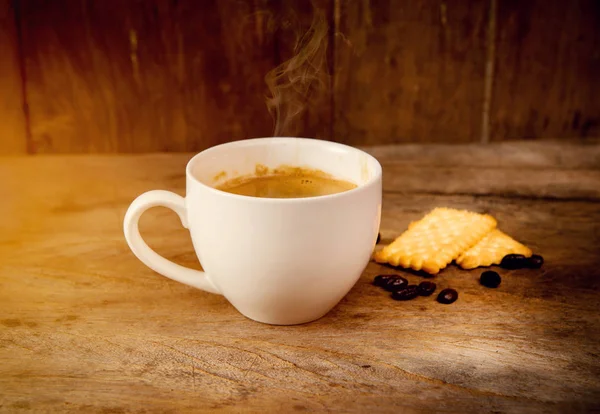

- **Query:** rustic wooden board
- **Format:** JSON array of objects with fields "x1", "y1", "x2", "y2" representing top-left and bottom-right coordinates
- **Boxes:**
[
  {"x1": 333, "y1": 0, "x2": 489, "y2": 145},
  {"x1": 1, "y1": 143, "x2": 600, "y2": 412},
  {"x1": 18, "y1": 0, "x2": 276, "y2": 153},
  {"x1": 0, "y1": 0, "x2": 27, "y2": 154},
  {"x1": 9, "y1": 0, "x2": 600, "y2": 154},
  {"x1": 364, "y1": 141, "x2": 600, "y2": 200},
  {"x1": 365, "y1": 140, "x2": 600, "y2": 169},
  {"x1": 491, "y1": 0, "x2": 600, "y2": 141}
]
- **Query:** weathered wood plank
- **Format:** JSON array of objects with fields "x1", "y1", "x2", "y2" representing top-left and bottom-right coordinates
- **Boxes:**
[
  {"x1": 1, "y1": 153, "x2": 599, "y2": 412},
  {"x1": 0, "y1": 0, "x2": 27, "y2": 154},
  {"x1": 365, "y1": 141, "x2": 600, "y2": 200},
  {"x1": 333, "y1": 0, "x2": 489, "y2": 145},
  {"x1": 18, "y1": 0, "x2": 276, "y2": 153},
  {"x1": 364, "y1": 141, "x2": 600, "y2": 169},
  {"x1": 381, "y1": 165, "x2": 600, "y2": 200},
  {"x1": 491, "y1": 0, "x2": 600, "y2": 140}
]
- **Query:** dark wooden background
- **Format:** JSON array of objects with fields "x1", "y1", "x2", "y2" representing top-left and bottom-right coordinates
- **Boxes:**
[{"x1": 0, "y1": 0, "x2": 598, "y2": 154}]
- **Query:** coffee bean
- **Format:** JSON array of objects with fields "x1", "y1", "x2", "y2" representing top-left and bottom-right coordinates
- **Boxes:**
[
  {"x1": 374, "y1": 274, "x2": 408, "y2": 290},
  {"x1": 480, "y1": 270, "x2": 501, "y2": 288},
  {"x1": 391, "y1": 285, "x2": 419, "y2": 301},
  {"x1": 437, "y1": 288, "x2": 458, "y2": 304},
  {"x1": 382, "y1": 276, "x2": 409, "y2": 292},
  {"x1": 373, "y1": 274, "x2": 400, "y2": 287},
  {"x1": 527, "y1": 254, "x2": 544, "y2": 269},
  {"x1": 376, "y1": 233, "x2": 381, "y2": 244},
  {"x1": 417, "y1": 281, "x2": 436, "y2": 296},
  {"x1": 500, "y1": 254, "x2": 529, "y2": 270}
]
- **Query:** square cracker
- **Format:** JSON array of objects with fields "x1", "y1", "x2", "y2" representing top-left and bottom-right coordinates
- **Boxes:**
[
  {"x1": 456, "y1": 229, "x2": 532, "y2": 269},
  {"x1": 373, "y1": 208, "x2": 497, "y2": 274}
]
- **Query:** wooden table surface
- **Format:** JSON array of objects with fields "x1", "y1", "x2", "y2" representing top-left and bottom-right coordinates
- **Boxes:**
[{"x1": 1, "y1": 142, "x2": 600, "y2": 413}]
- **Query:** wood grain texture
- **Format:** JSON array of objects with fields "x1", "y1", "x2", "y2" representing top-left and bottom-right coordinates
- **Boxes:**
[
  {"x1": 491, "y1": 0, "x2": 600, "y2": 141},
  {"x1": 1, "y1": 142, "x2": 600, "y2": 412},
  {"x1": 364, "y1": 141, "x2": 600, "y2": 200},
  {"x1": 5, "y1": 0, "x2": 600, "y2": 154},
  {"x1": 365, "y1": 140, "x2": 600, "y2": 169},
  {"x1": 0, "y1": 0, "x2": 27, "y2": 154},
  {"x1": 18, "y1": 0, "x2": 276, "y2": 153},
  {"x1": 333, "y1": 0, "x2": 489, "y2": 145}
]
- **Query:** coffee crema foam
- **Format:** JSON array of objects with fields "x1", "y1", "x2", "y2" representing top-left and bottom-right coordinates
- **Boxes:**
[{"x1": 216, "y1": 165, "x2": 356, "y2": 199}]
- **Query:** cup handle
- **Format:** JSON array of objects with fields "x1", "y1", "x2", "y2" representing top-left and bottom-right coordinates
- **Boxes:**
[{"x1": 123, "y1": 190, "x2": 221, "y2": 295}]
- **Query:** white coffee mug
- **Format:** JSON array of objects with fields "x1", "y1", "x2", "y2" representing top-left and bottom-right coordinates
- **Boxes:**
[{"x1": 123, "y1": 137, "x2": 382, "y2": 325}]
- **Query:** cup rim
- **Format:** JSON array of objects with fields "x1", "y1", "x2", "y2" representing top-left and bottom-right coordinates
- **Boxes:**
[{"x1": 185, "y1": 137, "x2": 382, "y2": 203}]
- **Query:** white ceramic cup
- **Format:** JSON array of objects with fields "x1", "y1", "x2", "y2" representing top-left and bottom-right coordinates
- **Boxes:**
[{"x1": 123, "y1": 137, "x2": 382, "y2": 325}]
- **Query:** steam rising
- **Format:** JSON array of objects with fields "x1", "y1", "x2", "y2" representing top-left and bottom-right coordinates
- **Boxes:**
[{"x1": 265, "y1": 5, "x2": 329, "y2": 137}]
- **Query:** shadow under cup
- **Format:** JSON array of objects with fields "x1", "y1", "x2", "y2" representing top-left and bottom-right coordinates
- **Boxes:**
[{"x1": 186, "y1": 138, "x2": 383, "y2": 325}]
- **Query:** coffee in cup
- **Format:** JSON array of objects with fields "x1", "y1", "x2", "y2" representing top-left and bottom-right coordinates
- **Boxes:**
[{"x1": 215, "y1": 165, "x2": 357, "y2": 198}]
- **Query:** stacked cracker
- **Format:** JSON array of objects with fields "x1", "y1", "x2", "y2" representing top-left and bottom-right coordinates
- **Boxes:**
[{"x1": 374, "y1": 208, "x2": 531, "y2": 275}]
